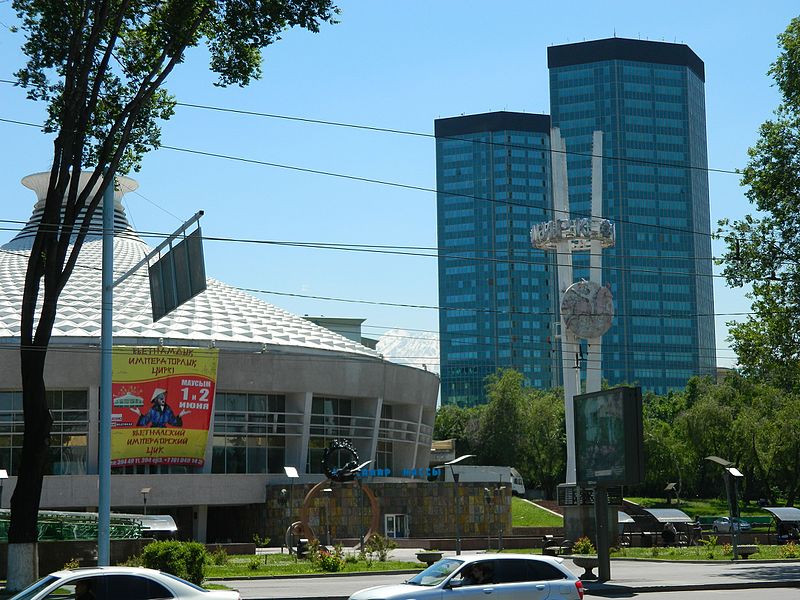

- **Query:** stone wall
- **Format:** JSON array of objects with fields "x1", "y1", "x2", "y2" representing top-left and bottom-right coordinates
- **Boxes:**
[{"x1": 264, "y1": 481, "x2": 512, "y2": 542}]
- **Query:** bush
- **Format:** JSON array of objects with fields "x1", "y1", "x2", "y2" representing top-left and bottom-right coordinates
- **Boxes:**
[
  {"x1": 365, "y1": 534, "x2": 397, "y2": 562},
  {"x1": 781, "y1": 541, "x2": 800, "y2": 559},
  {"x1": 572, "y1": 536, "x2": 596, "y2": 555},
  {"x1": 722, "y1": 543, "x2": 733, "y2": 556},
  {"x1": 318, "y1": 552, "x2": 344, "y2": 572},
  {"x1": 247, "y1": 557, "x2": 262, "y2": 571},
  {"x1": 210, "y1": 546, "x2": 229, "y2": 566},
  {"x1": 141, "y1": 540, "x2": 209, "y2": 585},
  {"x1": 62, "y1": 557, "x2": 81, "y2": 570}
]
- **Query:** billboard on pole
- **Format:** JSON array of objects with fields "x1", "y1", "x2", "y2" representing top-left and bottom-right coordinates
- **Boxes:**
[
  {"x1": 573, "y1": 386, "x2": 644, "y2": 487},
  {"x1": 111, "y1": 346, "x2": 219, "y2": 467}
]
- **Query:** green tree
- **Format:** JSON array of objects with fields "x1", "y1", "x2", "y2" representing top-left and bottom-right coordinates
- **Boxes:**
[
  {"x1": 478, "y1": 369, "x2": 527, "y2": 467},
  {"x1": 718, "y1": 17, "x2": 800, "y2": 392},
  {"x1": 7, "y1": 0, "x2": 337, "y2": 589},
  {"x1": 433, "y1": 403, "x2": 481, "y2": 457},
  {"x1": 520, "y1": 388, "x2": 565, "y2": 499}
]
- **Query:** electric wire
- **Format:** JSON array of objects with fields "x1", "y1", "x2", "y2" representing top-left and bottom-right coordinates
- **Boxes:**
[{"x1": 0, "y1": 97, "x2": 749, "y2": 244}]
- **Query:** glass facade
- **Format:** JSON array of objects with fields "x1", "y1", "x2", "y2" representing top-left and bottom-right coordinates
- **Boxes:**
[
  {"x1": 548, "y1": 39, "x2": 716, "y2": 394},
  {"x1": 435, "y1": 112, "x2": 557, "y2": 406},
  {"x1": 212, "y1": 392, "x2": 286, "y2": 474},
  {"x1": 0, "y1": 390, "x2": 88, "y2": 475}
]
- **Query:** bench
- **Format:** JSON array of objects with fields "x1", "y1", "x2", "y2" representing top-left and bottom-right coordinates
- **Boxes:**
[{"x1": 543, "y1": 539, "x2": 574, "y2": 556}]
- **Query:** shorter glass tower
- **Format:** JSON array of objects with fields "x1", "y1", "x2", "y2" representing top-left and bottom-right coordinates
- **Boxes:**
[{"x1": 435, "y1": 112, "x2": 557, "y2": 407}]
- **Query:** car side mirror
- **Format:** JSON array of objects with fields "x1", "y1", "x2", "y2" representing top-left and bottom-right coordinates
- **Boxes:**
[{"x1": 447, "y1": 579, "x2": 464, "y2": 589}]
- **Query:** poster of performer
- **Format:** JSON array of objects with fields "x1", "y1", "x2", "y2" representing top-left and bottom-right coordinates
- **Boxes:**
[{"x1": 111, "y1": 346, "x2": 219, "y2": 467}]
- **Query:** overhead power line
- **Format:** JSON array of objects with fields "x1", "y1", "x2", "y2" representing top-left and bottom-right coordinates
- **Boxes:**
[
  {"x1": 0, "y1": 89, "x2": 742, "y2": 243},
  {"x1": 0, "y1": 78, "x2": 741, "y2": 175}
]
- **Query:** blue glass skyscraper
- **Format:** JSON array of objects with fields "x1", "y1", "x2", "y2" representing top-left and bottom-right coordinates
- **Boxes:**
[
  {"x1": 548, "y1": 38, "x2": 716, "y2": 395},
  {"x1": 435, "y1": 38, "x2": 717, "y2": 406},
  {"x1": 435, "y1": 112, "x2": 557, "y2": 406}
]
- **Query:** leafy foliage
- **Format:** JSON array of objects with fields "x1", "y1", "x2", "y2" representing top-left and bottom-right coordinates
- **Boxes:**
[
  {"x1": 140, "y1": 540, "x2": 208, "y2": 585},
  {"x1": 717, "y1": 16, "x2": 800, "y2": 392},
  {"x1": 6, "y1": 3, "x2": 339, "y2": 580},
  {"x1": 364, "y1": 533, "x2": 396, "y2": 562},
  {"x1": 572, "y1": 536, "x2": 596, "y2": 555}
]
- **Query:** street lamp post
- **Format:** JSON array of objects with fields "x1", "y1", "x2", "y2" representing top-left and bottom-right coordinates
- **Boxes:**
[
  {"x1": 349, "y1": 460, "x2": 372, "y2": 550},
  {"x1": 140, "y1": 487, "x2": 151, "y2": 515},
  {"x1": 279, "y1": 488, "x2": 289, "y2": 553},
  {"x1": 484, "y1": 488, "x2": 492, "y2": 551},
  {"x1": 283, "y1": 466, "x2": 299, "y2": 553},
  {"x1": 0, "y1": 469, "x2": 8, "y2": 510},
  {"x1": 496, "y1": 483, "x2": 506, "y2": 551},
  {"x1": 444, "y1": 454, "x2": 475, "y2": 556},
  {"x1": 322, "y1": 487, "x2": 333, "y2": 547},
  {"x1": 705, "y1": 456, "x2": 744, "y2": 559}
]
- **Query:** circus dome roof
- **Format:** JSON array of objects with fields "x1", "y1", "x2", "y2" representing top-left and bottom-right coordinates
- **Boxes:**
[{"x1": 0, "y1": 172, "x2": 379, "y2": 357}]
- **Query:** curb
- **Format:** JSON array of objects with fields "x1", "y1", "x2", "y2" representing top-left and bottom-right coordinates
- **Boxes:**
[
  {"x1": 585, "y1": 579, "x2": 800, "y2": 596},
  {"x1": 208, "y1": 569, "x2": 420, "y2": 581}
]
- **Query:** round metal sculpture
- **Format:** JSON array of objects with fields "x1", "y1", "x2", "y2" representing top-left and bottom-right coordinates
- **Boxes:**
[
  {"x1": 561, "y1": 280, "x2": 614, "y2": 339},
  {"x1": 322, "y1": 438, "x2": 360, "y2": 482},
  {"x1": 297, "y1": 439, "x2": 381, "y2": 549}
]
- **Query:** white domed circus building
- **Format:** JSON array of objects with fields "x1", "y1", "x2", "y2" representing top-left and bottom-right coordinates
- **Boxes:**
[{"x1": 0, "y1": 173, "x2": 439, "y2": 542}]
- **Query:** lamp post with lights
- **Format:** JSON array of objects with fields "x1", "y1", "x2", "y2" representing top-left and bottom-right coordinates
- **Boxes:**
[
  {"x1": 140, "y1": 487, "x2": 151, "y2": 515},
  {"x1": 444, "y1": 454, "x2": 474, "y2": 555},
  {"x1": 706, "y1": 456, "x2": 744, "y2": 558}
]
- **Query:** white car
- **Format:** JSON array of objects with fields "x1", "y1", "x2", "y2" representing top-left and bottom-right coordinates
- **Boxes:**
[
  {"x1": 349, "y1": 553, "x2": 584, "y2": 600},
  {"x1": 712, "y1": 517, "x2": 752, "y2": 533},
  {"x1": 8, "y1": 566, "x2": 240, "y2": 600}
]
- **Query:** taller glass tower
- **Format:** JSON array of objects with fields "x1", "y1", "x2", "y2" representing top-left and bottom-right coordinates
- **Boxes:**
[
  {"x1": 435, "y1": 112, "x2": 557, "y2": 407},
  {"x1": 548, "y1": 38, "x2": 716, "y2": 394}
]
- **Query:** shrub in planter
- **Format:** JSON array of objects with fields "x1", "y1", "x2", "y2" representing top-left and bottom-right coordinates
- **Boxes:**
[{"x1": 572, "y1": 536, "x2": 596, "y2": 555}]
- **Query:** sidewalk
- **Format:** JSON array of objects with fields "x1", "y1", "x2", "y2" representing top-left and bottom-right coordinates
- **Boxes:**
[{"x1": 221, "y1": 548, "x2": 800, "y2": 598}]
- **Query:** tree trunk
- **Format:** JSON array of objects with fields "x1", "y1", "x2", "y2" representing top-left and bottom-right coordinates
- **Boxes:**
[{"x1": 7, "y1": 346, "x2": 53, "y2": 591}]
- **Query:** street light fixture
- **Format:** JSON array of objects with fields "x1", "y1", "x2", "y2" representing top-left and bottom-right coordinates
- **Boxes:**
[
  {"x1": 444, "y1": 454, "x2": 475, "y2": 555},
  {"x1": 0, "y1": 469, "x2": 8, "y2": 510},
  {"x1": 705, "y1": 456, "x2": 744, "y2": 558},
  {"x1": 140, "y1": 487, "x2": 151, "y2": 516}
]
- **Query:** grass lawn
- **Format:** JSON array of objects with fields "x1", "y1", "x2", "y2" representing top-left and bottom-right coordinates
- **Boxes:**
[
  {"x1": 512, "y1": 497, "x2": 563, "y2": 528},
  {"x1": 205, "y1": 552, "x2": 421, "y2": 578},
  {"x1": 612, "y1": 543, "x2": 800, "y2": 561}
]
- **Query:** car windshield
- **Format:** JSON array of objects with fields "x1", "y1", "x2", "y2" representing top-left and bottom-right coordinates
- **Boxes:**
[
  {"x1": 406, "y1": 559, "x2": 463, "y2": 586},
  {"x1": 8, "y1": 575, "x2": 59, "y2": 600}
]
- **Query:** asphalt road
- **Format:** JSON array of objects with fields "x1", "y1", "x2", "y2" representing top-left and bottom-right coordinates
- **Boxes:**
[{"x1": 219, "y1": 555, "x2": 800, "y2": 599}]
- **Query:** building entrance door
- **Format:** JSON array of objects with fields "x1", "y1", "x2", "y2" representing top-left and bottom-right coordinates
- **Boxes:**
[{"x1": 384, "y1": 514, "x2": 409, "y2": 538}]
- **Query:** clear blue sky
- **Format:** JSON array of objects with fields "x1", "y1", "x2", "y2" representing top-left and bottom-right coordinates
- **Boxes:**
[{"x1": 0, "y1": 1, "x2": 797, "y2": 369}]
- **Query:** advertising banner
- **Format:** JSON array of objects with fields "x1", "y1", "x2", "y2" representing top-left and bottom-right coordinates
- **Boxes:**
[{"x1": 111, "y1": 346, "x2": 219, "y2": 467}]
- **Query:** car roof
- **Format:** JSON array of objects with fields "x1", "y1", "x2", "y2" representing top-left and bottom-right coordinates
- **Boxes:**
[
  {"x1": 454, "y1": 553, "x2": 565, "y2": 566},
  {"x1": 48, "y1": 566, "x2": 164, "y2": 578}
]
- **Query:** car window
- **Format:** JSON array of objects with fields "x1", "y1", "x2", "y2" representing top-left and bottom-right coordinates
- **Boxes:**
[
  {"x1": 455, "y1": 561, "x2": 494, "y2": 586},
  {"x1": 493, "y1": 559, "x2": 566, "y2": 584},
  {"x1": 101, "y1": 575, "x2": 174, "y2": 600},
  {"x1": 406, "y1": 559, "x2": 463, "y2": 586},
  {"x1": 43, "y1": 576, "x2": 102, "y2": 600},
  {"x1": 526, "y1": 561, "x2": 567, "y2": 581},
  {"x1": 494, "y1": 559, "x2": 529, "y2": 583},
  {"x1": 9, "y1": 576, "x2": 59, "y2": 600}
]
